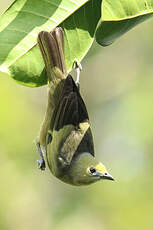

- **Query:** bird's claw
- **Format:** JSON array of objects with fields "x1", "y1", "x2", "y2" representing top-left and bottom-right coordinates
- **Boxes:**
[
  {"x1": 35, "y1": 139, "x2": 46, "y2": 171},
  {"x1": 37, "y1": 159, "x2": 46, "y2": 171},
  {"x1": 74, "y1": 58, "x2": 82, "y2": 88}
]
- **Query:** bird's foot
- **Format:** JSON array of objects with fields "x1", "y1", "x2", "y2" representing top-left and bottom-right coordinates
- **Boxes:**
[
  {"x1": 74, "y1": 58, "x2": 82, "y2": 88},
  {"x1": 35, "y1": 137, "x2": 46, "y2": 171},
  {"x1": 37, "y1": 159, "x2": 46, "y2": 171}
]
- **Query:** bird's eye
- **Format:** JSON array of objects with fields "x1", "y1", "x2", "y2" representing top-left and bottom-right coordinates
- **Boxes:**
[{"x1": 89, "y1": 167, "x2": 96, "y2": 174}]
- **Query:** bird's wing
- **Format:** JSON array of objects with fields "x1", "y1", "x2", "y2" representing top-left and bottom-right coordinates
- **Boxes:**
[
  {"x1": 46, "y1": 75, "x2": 94, "y2": 169},
  {"x1": 53, "y1": 75, "x2": 89, "y2": 131}
]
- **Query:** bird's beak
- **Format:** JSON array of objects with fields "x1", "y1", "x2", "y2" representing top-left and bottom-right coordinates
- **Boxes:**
[
  {"x1": 103, "y1": 172, "x2": 114, "y2": 181},
  {"x1": 97, "y1": 171, "x2": 114, "y2": 181}
]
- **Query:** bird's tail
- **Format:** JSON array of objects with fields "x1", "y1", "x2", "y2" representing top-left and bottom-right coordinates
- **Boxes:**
[
  {"x1": 37, "y1": 28, "x2": 67, "y2": 147},
  {"x1": 37, "y1": 27, "x2": 67, "y2": 82}
]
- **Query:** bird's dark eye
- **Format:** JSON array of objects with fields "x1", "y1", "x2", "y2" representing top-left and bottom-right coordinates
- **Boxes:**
[{"x1": 89, "y1": 167, "x2": 96, "y2": 174}]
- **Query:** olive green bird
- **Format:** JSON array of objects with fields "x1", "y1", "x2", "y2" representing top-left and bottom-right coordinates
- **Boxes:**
[{"x1": 36, "y1": 27, "x2": 114, "y2": 186}]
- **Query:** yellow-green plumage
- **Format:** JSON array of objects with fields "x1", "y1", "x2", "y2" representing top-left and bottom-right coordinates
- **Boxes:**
[{"x1": 36, "y1": 27, "x2": 114, "y2": 185}]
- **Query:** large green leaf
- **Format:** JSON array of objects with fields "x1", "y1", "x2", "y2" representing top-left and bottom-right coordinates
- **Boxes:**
[
  {"x1": 96, "y1": 0, "x2": 153, "y2": 46},
  {"x1": 0, "y1": 0, "x2": 101, "y2": 86}
]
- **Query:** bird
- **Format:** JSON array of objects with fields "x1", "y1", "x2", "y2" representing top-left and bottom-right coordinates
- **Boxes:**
[{"x1": 36, "y1": 27, "x2": 114, "y2": 186}]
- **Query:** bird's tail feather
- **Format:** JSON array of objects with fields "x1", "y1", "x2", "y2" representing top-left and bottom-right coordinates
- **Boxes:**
[
  {"x1": 37, "y1": 28, "x2": 66, "y2": 82},
  {"x1": 37, "y1": 28, "x2": 67, "y2": 146}
]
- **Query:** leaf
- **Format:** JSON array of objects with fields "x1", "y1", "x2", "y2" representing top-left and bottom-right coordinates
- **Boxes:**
[
  {"x1": 96, "y1": 0, "x2": 153, "y2": 46},
  {"x1": 0, "y1": 0, "x2": 101, "y2": 87}
]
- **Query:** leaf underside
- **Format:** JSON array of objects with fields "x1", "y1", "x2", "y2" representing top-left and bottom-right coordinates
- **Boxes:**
[{"x1": 0, "y1": 0, "x2": 101, "y2": 87}]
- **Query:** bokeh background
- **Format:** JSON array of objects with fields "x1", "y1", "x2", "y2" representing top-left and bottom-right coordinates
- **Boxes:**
[{"x1": 1, "y1": 1, "x2": 153, "y2": 230}]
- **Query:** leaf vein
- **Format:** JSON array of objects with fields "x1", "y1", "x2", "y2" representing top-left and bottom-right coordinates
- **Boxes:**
[
  {"x1": 69, "y1": 0, "x2": 78, "y2": 5},
  {"x1": 42, "y1": 0, "x2": 71, "y2": 12},
  {"x1": 17, "y1": 9, "x2": 58, "y2": 23}
]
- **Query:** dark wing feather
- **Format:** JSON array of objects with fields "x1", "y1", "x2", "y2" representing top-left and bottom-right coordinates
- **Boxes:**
[{"x1": 53, "y1": 75, "x2": 89, "y2": 131}]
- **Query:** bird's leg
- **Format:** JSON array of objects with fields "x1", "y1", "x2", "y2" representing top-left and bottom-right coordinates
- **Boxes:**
[
  {"x1": 74, "y1": 58, "x2": 82, "y2": 90},
  {"x1": 35, "y1": 137, "x2": 46, "y2": 171}
]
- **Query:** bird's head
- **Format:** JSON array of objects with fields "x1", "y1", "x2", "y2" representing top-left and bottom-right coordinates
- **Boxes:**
[{"x1": 68, "y1": 152, "x2": 114, "y2": 186}]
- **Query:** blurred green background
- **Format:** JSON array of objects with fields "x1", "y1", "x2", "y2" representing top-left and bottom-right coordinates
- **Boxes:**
[{"x1": 1, "y1": 1, "x2": 153, "y2": 230}]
